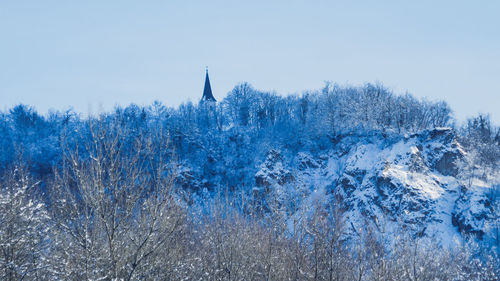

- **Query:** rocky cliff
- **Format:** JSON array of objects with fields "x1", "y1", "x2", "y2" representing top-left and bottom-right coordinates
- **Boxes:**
[{"x1": 251, "y1": 128, "x2": 498, "y2": 246}]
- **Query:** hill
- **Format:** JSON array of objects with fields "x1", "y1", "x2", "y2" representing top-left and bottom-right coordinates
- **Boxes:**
[{"x1": 0, "y1": 82, "x2": 499, "y2": 279}]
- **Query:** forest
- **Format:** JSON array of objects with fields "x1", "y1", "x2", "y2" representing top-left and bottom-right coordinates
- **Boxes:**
[{"x1": 0, "y1": 82, "x2": 499, "y2": 280}]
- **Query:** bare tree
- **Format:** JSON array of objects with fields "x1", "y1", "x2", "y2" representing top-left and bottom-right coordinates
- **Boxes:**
[
  {"x1": 0, "y1": 166, "x2": 50, "y2": 281},
  {"x1": 49, "y1": 117, "x2": 186, "y2": 280}
]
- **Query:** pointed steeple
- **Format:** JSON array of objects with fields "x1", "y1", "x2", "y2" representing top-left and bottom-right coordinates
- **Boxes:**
[{"x1": 202, "y1": 67, "x2": 216, "y2": 102}]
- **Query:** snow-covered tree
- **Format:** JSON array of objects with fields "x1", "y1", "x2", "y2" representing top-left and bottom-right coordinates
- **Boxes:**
[
  {"x1": 0, "y1": 166, "x2": 50, "y2": 281},
  {"x1": 49, "y1": 117, "x2": 186, "y2": 280}
]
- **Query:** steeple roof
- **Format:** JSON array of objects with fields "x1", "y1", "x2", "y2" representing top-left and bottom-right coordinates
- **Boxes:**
[{"x1": 202, "y1": 68, "x2": 216, "y2": 102}]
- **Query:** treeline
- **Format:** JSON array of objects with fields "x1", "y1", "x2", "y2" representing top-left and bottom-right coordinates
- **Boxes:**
[
  {"x1": 0, "y1": 82, "x2": 478, "y2": 185},
  {"x1": 0, "y1": 82, "x2": 498, "y2": 191},
  {"x1": 221, "y1": 82, "x2": 452, "y2": 134}
]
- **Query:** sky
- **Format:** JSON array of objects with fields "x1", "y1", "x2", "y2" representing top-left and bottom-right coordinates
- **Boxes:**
[{"x1": 0, "y1": 1, "x2": 499, "y2": 124}]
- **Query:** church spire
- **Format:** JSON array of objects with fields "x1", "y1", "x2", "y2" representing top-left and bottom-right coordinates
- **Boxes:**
[{"x1": 202, "y1": 67, "x2": 216, "y2": 102}]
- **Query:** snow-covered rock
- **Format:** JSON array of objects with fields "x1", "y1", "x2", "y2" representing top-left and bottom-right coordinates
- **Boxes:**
[
  {"x1": 252, "y1": 128, "x2": 498, "y2": 245},
  {"x1": 255, "y1": 149, "x2": 294, "y2": 189}
]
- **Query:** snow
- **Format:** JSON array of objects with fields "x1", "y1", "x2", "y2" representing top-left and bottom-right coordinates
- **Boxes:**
[{"x1": 247, "y1": 129, "x2": 499, "y2": 247}]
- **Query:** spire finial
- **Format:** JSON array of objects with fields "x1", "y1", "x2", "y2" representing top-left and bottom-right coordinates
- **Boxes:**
[{"x1": 206, "y1": 66, "x2": 208, "y2": 73}]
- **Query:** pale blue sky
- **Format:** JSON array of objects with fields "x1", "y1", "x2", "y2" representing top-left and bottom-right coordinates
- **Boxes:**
[{"x1": 1, "y1": 1, "x2": 499, "y2": 123}]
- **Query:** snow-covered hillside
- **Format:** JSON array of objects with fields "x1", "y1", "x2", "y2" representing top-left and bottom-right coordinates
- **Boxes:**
[
  {"x1": 1, "y1": 84, "x2": 499, "y2": 279},
  {"x1": 185, "y1": 127, "x2": 499, "y2": 246}
]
